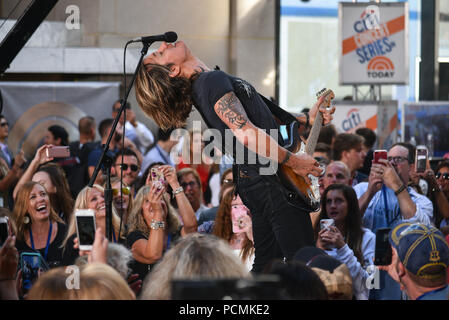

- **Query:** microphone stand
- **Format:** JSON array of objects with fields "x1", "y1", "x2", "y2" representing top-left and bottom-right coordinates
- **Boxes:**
[{"x1": 88, "y1": 41, "x2": 150, "y2": 241}]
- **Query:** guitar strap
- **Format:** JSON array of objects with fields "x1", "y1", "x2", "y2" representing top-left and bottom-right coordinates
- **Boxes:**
[{"x1": 258, "y1": 94, "x2": 299, "y2": 125}]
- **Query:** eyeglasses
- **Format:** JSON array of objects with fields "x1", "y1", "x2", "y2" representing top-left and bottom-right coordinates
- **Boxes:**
[
  {"x1": 436, "y1": 173, "x2": 449, "y2": 180},
  {"x1": 0, "y1": 122, "x2": 8, "y2": 127},
  {"x1": 387, "y1": 156, "x2": 409, "y2": 164},
  {"x1": 118, "y1": 163, "x2": 139, "y2": 172},
  {"x1": 181, "y1": 181, "x2": 198, "y2": 189},
  {"x1": 112, "y1": 187, "x2": 131, "y2": 196}
]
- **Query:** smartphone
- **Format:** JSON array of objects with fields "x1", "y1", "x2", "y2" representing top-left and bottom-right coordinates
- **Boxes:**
[
  {"x1": 320, "y1": 218, "x2": 335, "y2": 231},
  {"x1": 374, "y1": 228, "x2": 392, "y2": 266},
  {"x1": 373, "y1": 150, "x2": 388, "y2": 165},
  {"x1": 46, "y1": 146, "x2": 70, "y2": 158},
  {"x1": 0, "y1": 217, "x2": 8, "y2": 246},
  {"x1": 20, "y1": 252, "x2": 43, "y2": 294},
  {"x1": 151, "y1": 167, "x2": 165, "y2": 188},
  {"x1": 415, "y1": 146, "x2": 428, "y2": 173},
  {"x1": 75, "y1": 209, "x2": 96, "y2": 251}
]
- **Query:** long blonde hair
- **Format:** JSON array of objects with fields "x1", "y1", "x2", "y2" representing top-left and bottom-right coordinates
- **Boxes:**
[
  {"x1": 62, "y1": 184, "x2": 122, "y2": 247},
  {"x1": 127, "y1": 185, "x2": 181, "y2": 236},
  {"x1": 13, "y1": 181, "x2": 64, "y2": 241}
]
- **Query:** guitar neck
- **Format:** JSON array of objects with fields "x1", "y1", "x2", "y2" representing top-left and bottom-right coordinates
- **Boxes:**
[{"x1": 305, "y1": 112, "x2": 323, "y2": 156}]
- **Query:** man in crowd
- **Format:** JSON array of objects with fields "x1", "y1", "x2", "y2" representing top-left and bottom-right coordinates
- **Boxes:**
[
  {"x1": 112, "y1": 148, "x2": 140, "y2": 192},
  {"x1": 68, "y1": 116, "x2": 99, "y2": 197},
  {"x1": 379, "y1": 222, "x2": 449, "y2": 300},
  {"x1": 112, "y1": 99, "x2": 154, "y2": 155},
  {"x1": 141, "y1": 127, "x2": 177, "y2": 175},
  {"x1": 354, "y1": 142, "x2": 434, "y2": 299},
  {"x1": 332, "y1": 133, "x2": 367, "y2": 185},
  {"x1": 177, "y1": 168, "x2": 208, "y2": 220}
]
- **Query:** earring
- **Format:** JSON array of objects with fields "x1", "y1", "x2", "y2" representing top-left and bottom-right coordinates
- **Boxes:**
[{"x1": 23, "y1": 215, "x2": 30, "y2": 224}]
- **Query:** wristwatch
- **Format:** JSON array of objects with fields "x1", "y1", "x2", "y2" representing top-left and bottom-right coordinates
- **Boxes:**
[
  {"x1": 150, "y1": 219, "x2": 165, "y2": 230},
  {"x1": 172, "y1": 186, "x2": 184, "y2": 196},
  {"x1": 394, "y1": 184, "x2": 407, "y2": 196}
]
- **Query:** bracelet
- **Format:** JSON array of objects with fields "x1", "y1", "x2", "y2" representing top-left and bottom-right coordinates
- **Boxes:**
[
  {"x1": 394, "y1": 184, "x2": 407, "y2": 196},
  {"x1": 150, "y1": 219, "x2": 165, "y2": 230},
  {"x1": 172, "y1": 186, "x2": 184, "y2": 196}
]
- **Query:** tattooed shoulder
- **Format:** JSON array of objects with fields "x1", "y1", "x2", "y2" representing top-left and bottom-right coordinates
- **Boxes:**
[{"x1": 215, "y1": 92, "x2": 248, "y2": 129}]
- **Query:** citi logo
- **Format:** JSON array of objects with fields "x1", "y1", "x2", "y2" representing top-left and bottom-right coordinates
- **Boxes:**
[
  {"x1": 367, "y1": 56, "x2": 395, "y2": 79},
  {"x1": 342, "y1": 108, "x2": 362, "y2": 131}
]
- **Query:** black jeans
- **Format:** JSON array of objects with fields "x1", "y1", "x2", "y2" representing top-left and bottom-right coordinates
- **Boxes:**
[{"x1": 235, "y1": 164, "x2": 314, "y2": 273}]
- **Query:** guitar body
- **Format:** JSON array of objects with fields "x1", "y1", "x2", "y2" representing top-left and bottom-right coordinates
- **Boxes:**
[
  {"x1": 277, "y1": 89, "x2": 335, "y2": 212},
  {"x1": 278, "y1": 132, "x2": 321, "y2": 211}
]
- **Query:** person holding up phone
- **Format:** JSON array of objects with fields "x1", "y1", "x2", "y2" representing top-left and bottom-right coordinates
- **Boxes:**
[
  {"x1": 315, "y1": 184, "x2": 375, "y2": 300},
  {"x1": 353, "y1": 142, "x2": 434, "y2": 300},
  {"x1": 12, "y1": 145, "x2": 74, "y2": 224},
  {"x1": 0, "y1": 234, "x2": 19, "y2": 300},
  {"x1": 13, "y1": 181, "x2": 67, "y2": 274},
  {"x1": 61, "y1": 184, "x2": 124, "y2": 266},
  {"x1": 420, "y1": 160, "x2": 449, "y2": 231}
]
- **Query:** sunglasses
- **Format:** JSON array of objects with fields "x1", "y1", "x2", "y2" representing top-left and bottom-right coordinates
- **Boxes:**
[
  {"x1": 181, "y1": 181, "x2": 198, "y2": 189},
  {"x1": 436, "y1": 173, "x2": 449, "y2": 180},
  {"x1": 118, "y1": 163, "x2": 139, "y2": 172},
  {"x1": 0, "y1": 122, "x2": 8, "y2": 127},
  {"x1": 112, "y1": 186, "x2": 131, "y2": 196}
]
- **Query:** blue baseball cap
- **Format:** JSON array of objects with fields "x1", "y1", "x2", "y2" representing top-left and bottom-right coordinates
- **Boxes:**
[{"x1": 390, "y1": 222, "x2": 449, "y2": 279}]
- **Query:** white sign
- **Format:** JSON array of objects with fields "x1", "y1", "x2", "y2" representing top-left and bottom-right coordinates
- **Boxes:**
[
  {"x1": 339, "y1": 2, "x2": 408, "y2": 85},
  {"x1": 333, "y1": 101, "x2": 398, "y2": 150}
]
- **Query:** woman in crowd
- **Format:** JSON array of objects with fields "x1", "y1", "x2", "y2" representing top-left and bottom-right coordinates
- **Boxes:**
[
  {"x1": 13, "y1": 145, "x2": 74, "y2": 223},
  {"x1": 27, "y1": 263, "x2": 135, "y2": 300},
  {"x1": 109, "y1": 176, "x2": 133, "y2": 232},
  {"x1": 315, "y1": 183, "x2": 376, "y2": 300},
  {"x1": 126, "y1": 167, "x2": 197, "y2": 283},
  {"x1": 213, "y1": 190, "x2": 254, "y2": 271},
  {"x1": 0, "y1": 150, "x2": 26, "y2": 210},
  {"x1": 13, "y1": 181, "x2": 67, "y2": 269},
  {"x1": 61, "y1": 184, "x2": 123, "y2": 265},
  {"x1": 140, "y1": 233, "x2": 250, "y2": 300},
  {"x1": 421, "y1": 160, "x2": 449, "y2": 230}
]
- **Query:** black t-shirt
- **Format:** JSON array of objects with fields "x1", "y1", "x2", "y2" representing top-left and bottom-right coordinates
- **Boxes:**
[
  {"x1": 126, "y1": 229, "x2": 181, "y2": 282},
  {"x1": 191, "y1": 70, "x2": 281, "y2": 166},
  {"x1": 15, "y1": 222, "x2": 67, "y2": 269}
]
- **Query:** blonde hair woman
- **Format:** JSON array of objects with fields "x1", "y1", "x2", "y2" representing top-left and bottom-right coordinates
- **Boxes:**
[
  {"x1": 61, "y1": 184, "x2": 123, "y2": 266},
  {"x1": 13, "y1": 181, "x2": 66, "y2": 270},
  {"x1": 126, "y1": 183, "x2": 183, "y2": 284},
  {"x1": 140, "y1": 233, "x2": 250, "y2": 300},
  {"x1": 27, "y1": 263, "x2": 135, "y2": 300}
]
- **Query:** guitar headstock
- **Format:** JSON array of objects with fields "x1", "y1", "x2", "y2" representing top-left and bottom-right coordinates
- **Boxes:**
[{"x1": 316, "y1": 88, "x2": 335, "y2": 109}]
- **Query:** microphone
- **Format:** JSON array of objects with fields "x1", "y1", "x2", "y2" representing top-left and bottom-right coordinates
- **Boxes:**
[{"x1": 130, "y1": 31, "x2": 178, "y2": 44}]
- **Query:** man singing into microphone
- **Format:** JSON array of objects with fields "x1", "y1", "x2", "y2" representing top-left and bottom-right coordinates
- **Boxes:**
[{"x1": 135, "y1": 39, "x2": 335, "y2": 273}]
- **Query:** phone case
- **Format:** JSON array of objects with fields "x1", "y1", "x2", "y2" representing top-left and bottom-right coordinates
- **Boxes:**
[
  {"x1": 46, "y1": 146, "x2": 70, "y2": 158},
  {"x1": 373, "y1": 150, "x2": 388, "y2": 164}
]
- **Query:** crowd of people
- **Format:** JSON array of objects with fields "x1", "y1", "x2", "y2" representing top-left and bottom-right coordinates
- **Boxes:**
[{"x1": 1, "y1": 40, "x2": 449, "y2": 301}]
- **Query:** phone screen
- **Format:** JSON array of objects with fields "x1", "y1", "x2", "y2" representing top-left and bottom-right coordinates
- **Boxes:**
[
  {"x1": 21, "y1": 253, "x2": 41, "y2": 293},
  {"x1": 76, "y1": 216, "x2": 96, "y2": 246},
  {"x1": 374, "y1": 228, "x2": 392, "y2": 265},
  {"x1": 416, "y1": 148, "x2": 427, "y2": 173},
  {"x1": 0, "y1": 221, "x2": 8, "y2": 246}
]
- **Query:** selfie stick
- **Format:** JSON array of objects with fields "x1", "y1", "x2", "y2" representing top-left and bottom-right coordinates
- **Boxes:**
[{"x1": 88, "y1": 42, "x2": 151, "y2": 242}]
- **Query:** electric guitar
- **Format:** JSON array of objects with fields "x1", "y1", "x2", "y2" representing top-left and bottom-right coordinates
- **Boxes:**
[{"x1": 278, "y1": 88, "x2": 335, "y2": 211}]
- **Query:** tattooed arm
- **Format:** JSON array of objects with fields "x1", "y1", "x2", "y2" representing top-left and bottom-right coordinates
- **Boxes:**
[{"x1": 214, "y1": 92, "x2": 322, "y2": 182}]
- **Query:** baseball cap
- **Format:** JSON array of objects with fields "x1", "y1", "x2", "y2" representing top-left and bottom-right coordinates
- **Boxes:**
[
  {"x1": 390, "y1": 222, "x2": 449, "y2": 279},
  {"x1": 293, "y1": 246, "x2": 327, "y2": 265},
  {"x1": 307, "y1": 255, "x2": 353, "y2": 300}
]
